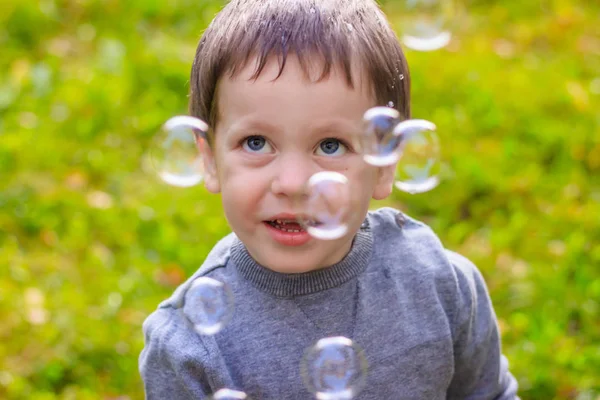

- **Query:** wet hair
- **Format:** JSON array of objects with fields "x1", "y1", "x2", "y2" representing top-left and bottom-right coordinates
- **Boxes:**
[{"x1": 189, "y1": 0, "x2": 410, "y2": 145}]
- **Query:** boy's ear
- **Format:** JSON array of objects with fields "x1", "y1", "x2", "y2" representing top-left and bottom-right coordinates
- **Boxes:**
[
  {"x1": 372, "y1": 164, "x2": 396, "y2": 200},
  {"x1": 196, "y1": 136, "x2": 221, "y2": 193}
]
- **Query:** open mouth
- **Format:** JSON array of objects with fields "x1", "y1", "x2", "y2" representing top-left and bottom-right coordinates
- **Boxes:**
[
  {"x1": 265, "y1": 219, "x2": 305, "y2": 233},
  {"x1": 265, "y1": 218, "x2": 324, "y2": 230}
]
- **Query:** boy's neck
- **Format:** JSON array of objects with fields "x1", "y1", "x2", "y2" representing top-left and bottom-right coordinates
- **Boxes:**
[{"x1": 230, "y1": 223, "x2": 373, "y2": 297}]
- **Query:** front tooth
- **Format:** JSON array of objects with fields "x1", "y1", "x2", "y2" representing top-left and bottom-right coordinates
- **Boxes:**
[{"x1": 276, "y1": 219, "x2": 282, "y2": 224}]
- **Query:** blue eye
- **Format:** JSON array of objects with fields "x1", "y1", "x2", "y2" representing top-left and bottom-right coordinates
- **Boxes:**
[
  {"x1": 246, "y1": 136, "x2": 265, "y2": 150},
  {"x1": 242, "y1": 136, "x2": 272, "y2": 153},
  {"x1": 317, "y1": 138, "x2": 347, "y2": 157}
]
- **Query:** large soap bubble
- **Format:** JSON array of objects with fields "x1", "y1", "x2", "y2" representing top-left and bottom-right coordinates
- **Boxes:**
[
  {"x1": 301, "y1": 336, "x2": 368, "y2": 400},
  {"x1": 394, "y1": 119, "x2": 441, "y2": 194},
  {"x1": 182, "y1": 277, "x2": 234, "y2": 336},
  {"x1": 398, "y1": 0, "x2": 453, "y2": 52},
  {"x1": 359, "y1": 107, "x2": 403, "y2": 167},
  {"x1": 148, "y1": 116, "x2": 209, "y2": 187},
  {"x1": 295, "y1": 172, "x2": 352, "y2": 241}
]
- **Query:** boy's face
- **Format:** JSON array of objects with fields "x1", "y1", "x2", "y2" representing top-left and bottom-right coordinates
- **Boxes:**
[{"x1": 202, "y1": 55, "x2": 396, "y2": 273}]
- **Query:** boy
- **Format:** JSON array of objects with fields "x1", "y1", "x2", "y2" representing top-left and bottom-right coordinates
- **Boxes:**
[{"x1": 139, "y1": 0, "x2": 520, "y2": 399}]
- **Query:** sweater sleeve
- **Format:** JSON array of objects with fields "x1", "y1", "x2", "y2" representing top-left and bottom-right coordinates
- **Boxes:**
[
  {"x1": 444, "y1": 250, "x2": 520, "y2": 400},
  {"x1": 139, "y1": 307, "x2": 213, "y2": 400}
]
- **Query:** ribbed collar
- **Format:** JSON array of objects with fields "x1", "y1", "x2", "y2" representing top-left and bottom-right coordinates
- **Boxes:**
[{"x1": 230, "y1": 222, "x2": 373, "y2": 298}]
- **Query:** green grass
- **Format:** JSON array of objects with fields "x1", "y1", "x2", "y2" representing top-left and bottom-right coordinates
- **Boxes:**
[{"x1": 1, "y1": 0, "x2": 599, "y2": 398}]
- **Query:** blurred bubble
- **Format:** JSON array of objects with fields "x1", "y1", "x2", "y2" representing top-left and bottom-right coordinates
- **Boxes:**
[
  {"x1": 98, "y1": 38, "x2": 126, "y2": 73},
  {"x1": 590, "y1": 78, "x2": 600, "y2": 95},
  {"x1": 48, "y1": 38, "x2": 72, "y2": 58},
  {"x1": 183, "y1": 277, "x2": 234, "y2": 336},
  {"x1": 394, "y1": 119, "x2": 441, "y2": 194},
  {"x1": 77, "y1": 24, "x2": 97, "y2": 42},
  {"x1": 19, "y1": 112, "x2": 38, "y2": 129},
  {"x1": 39, "y1": 0, "x2": 57, "y2": 16},
  {"x1": 31, "y1": 63, "x2": 53, "y2": 96},
  {"x1": 24, "y1": 287, "x2": 45, "y2": 306},
  {"x1": 107, "y1": 293, "x2": 123, "y2": 309},
  {"x1": 24, "y1": 287, "x2": 48, "y2": 325},
  {"x1": 296, "y1": 172, "x2": 351, "y2": 240},
  {"x1": 148, "y1": 116, "x2": 209, "y2": 187},
  {"x1": 0, "y1": 83, "x2": 18, "y2": 110},
  {"x1": 0, "y1": 371, "x2": 13, "y2": 386},
  {"x1": 118, "y1": 275, "x2": 136, "y2": 293},
  {"x1": 138, "y1": 206, "x2": 156, "y2": 221},
  {"x1": 359, "y1": 107, "x2": 402, "y2": 167},
  {"x1": 211, "y1": 389, "x2": 249, "y2": 400},
  {"x1": 86, "y1": 190, "x2": 113, "y2": 209},
  {"x1": 398, "y1": 0, "x2": 452, "y2": 51},
  {"x1": 50, "y1": 103, "x2": 70, "y2": 122},
  {"x1": 301, "y1": 336, "x2": 368, "y2": 400}
]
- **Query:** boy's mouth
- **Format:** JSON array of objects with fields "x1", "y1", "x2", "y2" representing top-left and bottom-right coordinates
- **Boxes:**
[
  {"x1": 265, "y1": 219, "x2": 305, "y2": 233},
  {"x1": 262, "y1": 218, "x2": 316, "y2": 247}
]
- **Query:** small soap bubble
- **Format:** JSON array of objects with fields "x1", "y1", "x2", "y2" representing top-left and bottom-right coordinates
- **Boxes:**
[
  {"x1": 398, "y1": 0, "x2": 452, "y2": 51},
  {"x1": 393, "y1": 119, "x2": 441, "y2": 194},
  {"x1": 301, "y1": 336, "x2": 368, "y2": 400},
  {"x1": 358, "y1": 107, "x2": 402, "y2": 167},
  {"x1": 182, "y1": 277, "x2": 234, "y2": 335},
  {"x1": 296, "y1": 172, "x2": 351, "y2": 240},
  {"x1": 211, "y1": 388, "x2": 249, "y2": 400},
  {"x1": 148, "y1": 116, "x2": 209, "y2": 187}
]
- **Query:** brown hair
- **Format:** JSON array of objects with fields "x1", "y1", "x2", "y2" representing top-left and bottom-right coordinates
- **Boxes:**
[{"x1": 189, "y1": 0, "x2": 410, "y2": 145}]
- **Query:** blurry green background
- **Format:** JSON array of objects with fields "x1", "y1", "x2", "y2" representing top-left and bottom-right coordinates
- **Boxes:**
[{"x1": 1, "y1": 0, "x2": 599, "y2": 399}]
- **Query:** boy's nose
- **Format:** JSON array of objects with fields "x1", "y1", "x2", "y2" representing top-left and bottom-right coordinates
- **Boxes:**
[{"x1": 270, "y1": 153, "x2": 313, "y2": 198}]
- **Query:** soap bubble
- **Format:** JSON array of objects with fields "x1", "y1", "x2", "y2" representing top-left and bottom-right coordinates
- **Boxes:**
[
  {"x1": 359, "y1": 107, "x2": 402, "y2": 167},
  {"x1": 211, "y1": 388, "x2": 249, "y2": 400},
  {"x1": 182, "y1": 277, "x2": 234, "y2": 335},
  {"x1": 296, "y1": 172, "x2": 351, "y2": 240},
  {"x1": 149, "y1": 115, "x2": 209, "y2": 187},
  {"x1": 394, "y1": 119, "x2": 441, "y2": 194},
  {"x1": 398, "y1": 0, "x2": 453, "y2": 51},
  {"x1": 301, "y1": 336, "x2": 368, "y2": 400}
]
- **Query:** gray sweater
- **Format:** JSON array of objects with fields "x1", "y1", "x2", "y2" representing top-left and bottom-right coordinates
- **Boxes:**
[{"x1": 139, "y1": 207, "x2": 519, "y2": 399}]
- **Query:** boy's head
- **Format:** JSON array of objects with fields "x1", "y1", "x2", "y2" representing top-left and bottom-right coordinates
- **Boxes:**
[{"x1": 189, "y1": 0, "x2": 410, "y2": 273}]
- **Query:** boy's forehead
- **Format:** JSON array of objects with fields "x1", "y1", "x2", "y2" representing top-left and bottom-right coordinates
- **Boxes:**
[{"x1": 216, "y1": 54, "x2": 375, "y2": 121}]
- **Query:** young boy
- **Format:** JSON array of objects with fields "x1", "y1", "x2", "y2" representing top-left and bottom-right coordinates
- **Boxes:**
[{"x1": 139, "y1": 0, "x2": 520, "y2": 398}]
